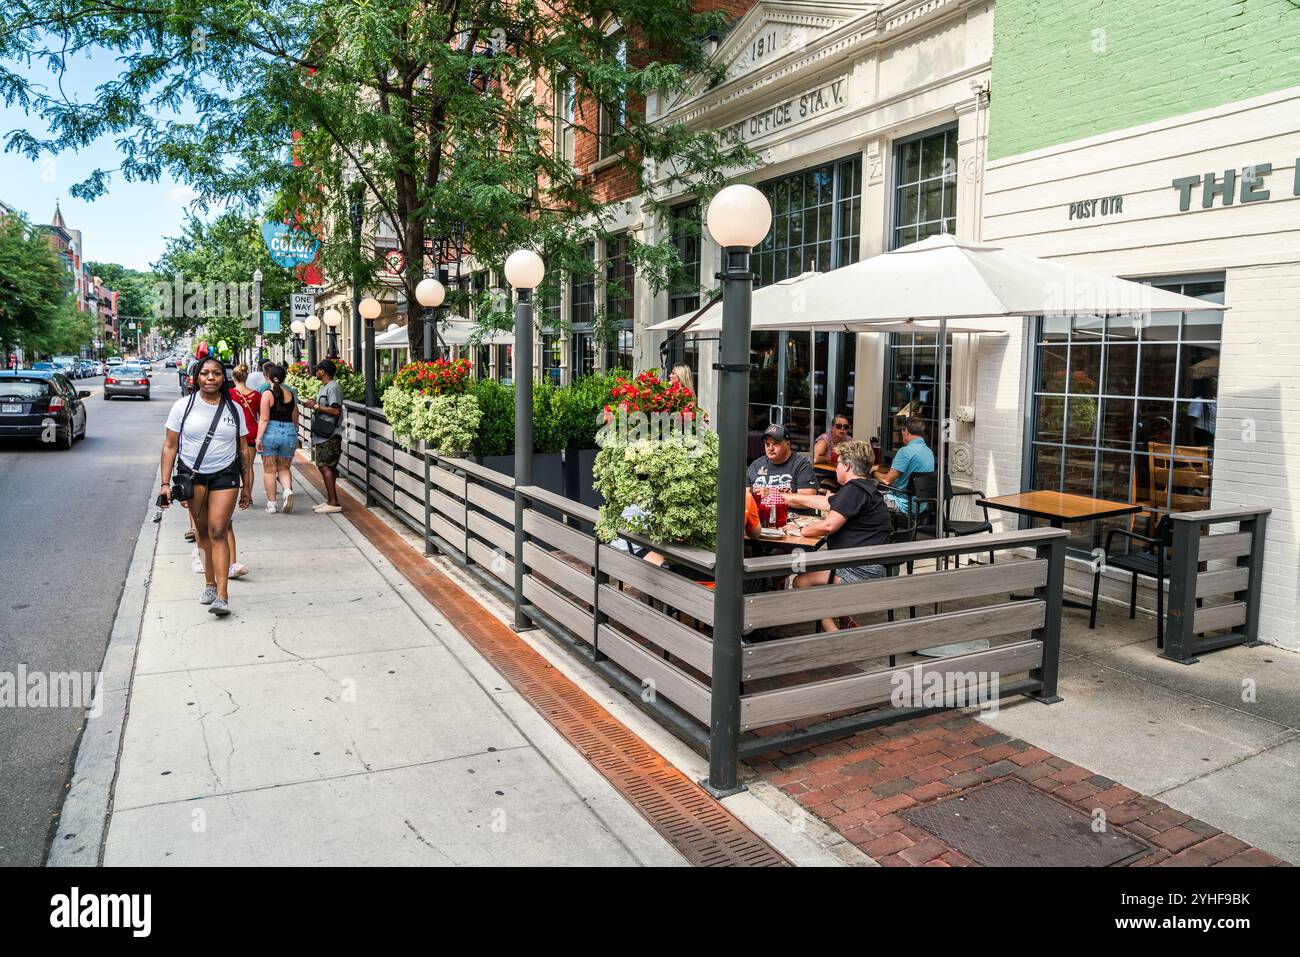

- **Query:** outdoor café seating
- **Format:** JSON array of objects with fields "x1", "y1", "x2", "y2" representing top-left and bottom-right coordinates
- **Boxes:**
[{"x1": 1089, "y1": 513, "x2": 1174, "y2": 645}]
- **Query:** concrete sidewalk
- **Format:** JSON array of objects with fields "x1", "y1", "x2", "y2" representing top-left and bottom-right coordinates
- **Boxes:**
[{"x1": 90, "y1": 464, "x2": 684, "y2": 866}]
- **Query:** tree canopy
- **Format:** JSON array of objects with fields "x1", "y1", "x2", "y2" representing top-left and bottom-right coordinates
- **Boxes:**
[
  {"x1": 0, "y1": 211, "x2": 90, "y2": 358},
  {"x1": 3, "y1": 1, "x2": 752, "y2": 355}
]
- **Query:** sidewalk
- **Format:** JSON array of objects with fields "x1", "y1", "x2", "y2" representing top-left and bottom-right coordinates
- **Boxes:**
[{"x1": 92, "y1": 463, "x2": 686, "y2": 866}]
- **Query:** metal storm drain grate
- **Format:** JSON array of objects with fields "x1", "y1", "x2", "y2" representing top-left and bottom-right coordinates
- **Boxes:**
[{"x1": 902, "y1": 779, "x2": 1149, "y2": 867}]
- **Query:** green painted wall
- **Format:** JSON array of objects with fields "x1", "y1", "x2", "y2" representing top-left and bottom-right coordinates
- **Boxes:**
[{"x1": 988, "y1": 0, "x2": 1300, "y2": 160}]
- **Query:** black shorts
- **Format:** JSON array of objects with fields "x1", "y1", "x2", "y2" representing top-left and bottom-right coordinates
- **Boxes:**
[{"x1": 191, "y1": 456, "x2": 242, "y2": 492}]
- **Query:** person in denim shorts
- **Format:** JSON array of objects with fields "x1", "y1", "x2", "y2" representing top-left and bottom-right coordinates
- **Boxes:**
[{"x1": 255, "y1": 363, "x2": 298, "y2": 513}]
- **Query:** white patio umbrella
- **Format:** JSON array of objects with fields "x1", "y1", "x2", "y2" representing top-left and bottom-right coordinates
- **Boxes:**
[{"x1": 654, "y1": 233, "x2": 1227, "y2": 538}]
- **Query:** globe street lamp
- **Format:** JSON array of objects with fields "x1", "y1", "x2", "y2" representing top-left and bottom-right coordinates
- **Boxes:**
[
  {"x1": 415, "y1": 276, "x2": 446, "y2": 362},
  {"x1": 704, "y1": 183, "x2": 772, "y2": 795},
  {"x1": 290, "y1": 318, "x2": 306, "y2": 363},
  {"x1": 359, "y1": 295, "x2": 382, "y2": 408},
  {"x1": 252, "y1": 268, "x2": 263, "y2": 366},
  {"x1": 503, "y1": 248, "x2": 545, "y2": 633},
  {"x1": 323, "y1": 307, "x2": 342, "y2": 358},
  {"x1": 305, "y1": 313, "x2": 322, "y2": 368}
]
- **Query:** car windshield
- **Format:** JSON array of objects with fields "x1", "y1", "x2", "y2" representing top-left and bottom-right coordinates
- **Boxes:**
[
  {"x1": 0, "y1": 379, "x2": 53, "y2": 399},
  {"x1": 116, "y1": 366, "x2": 145, "y2": 375}
]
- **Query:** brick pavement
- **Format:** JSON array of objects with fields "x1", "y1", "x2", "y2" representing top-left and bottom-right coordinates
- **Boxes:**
[{"x1": 750, "y1": 713, "x2": 1289, "y2": 867}]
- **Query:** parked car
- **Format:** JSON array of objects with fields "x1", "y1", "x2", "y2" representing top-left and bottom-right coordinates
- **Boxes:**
[
  {"x1": 52, "y1": 356, "x2": 79, "y2": 379},
  {"x1": 0, "y1": 371, "x2": 88, "y2": 449},
  {"x1": 104, "y1": 363, "x2": 151, "y2": 400},
  {"x1": 31, "y1": 361, "x2": 54, "y2": 372},
  {"x1": 106, "y1": 356, "x2": 124, "y2": 367}
]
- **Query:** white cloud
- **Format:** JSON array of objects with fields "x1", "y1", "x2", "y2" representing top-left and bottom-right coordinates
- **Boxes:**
[{"x1": 168, "y1": 185, "x2": 199, "y2": 204}]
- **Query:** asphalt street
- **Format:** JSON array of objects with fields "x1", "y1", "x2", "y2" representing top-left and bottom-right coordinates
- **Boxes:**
[{"x1": 0, "y1": 365, "x2": 179, "y2": 865}]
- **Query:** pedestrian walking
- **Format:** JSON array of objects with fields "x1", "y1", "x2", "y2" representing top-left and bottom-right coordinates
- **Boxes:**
[
  {"x1": 226, "y1": 363, "x2": 264, "y2": 578},
  {"x1": 256, "y1": 363, "x2": 298, "y2": 513},
  {"x1": 302, "y1": 358, "x2": 344, "y2": 513},
  {"x1": 158, "y1": 355, "x2": 253, "y2": 617},
  {"x1": 246, "y1": 360, "x2": 269, "y2": 393}
]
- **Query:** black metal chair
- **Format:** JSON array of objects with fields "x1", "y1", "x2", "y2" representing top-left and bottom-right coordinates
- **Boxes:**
[
  {"x1": 944, "y1": 485, "x2": 995, "y2": 567},
  {"x1": 1089, "y1": 514, "x2": 1173, "y2": 648}
]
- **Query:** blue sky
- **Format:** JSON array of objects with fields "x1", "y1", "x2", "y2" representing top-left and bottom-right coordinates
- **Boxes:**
[{"x1": 0, "y1": 47, "x2": 204, "y2": 271}]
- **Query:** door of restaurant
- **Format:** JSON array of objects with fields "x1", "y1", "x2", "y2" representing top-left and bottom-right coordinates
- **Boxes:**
[{"x1": 748, "y1": 330, "x2": 853, "y2": 456}]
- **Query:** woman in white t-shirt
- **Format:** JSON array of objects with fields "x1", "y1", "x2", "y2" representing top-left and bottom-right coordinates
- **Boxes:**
[{"x1": 159, "y1": 356, "x2": 253, "y2": 617}]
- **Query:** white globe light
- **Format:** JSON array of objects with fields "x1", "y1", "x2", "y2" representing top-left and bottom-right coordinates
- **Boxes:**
[
  {"x1": 503, "y1": 249, "x2": 545, "y2": 290},
  {"x1": 323, "y1": 307, "x2": 342, "y2": 327},
  {"x1": 305, "y1": 314, "x2": 322, "y2": 331},
  {"x1": 706, "y1": 183, "x2": 772, "y2": 248},
  {"x1": 290, "y1": 319, "x2": 306, "y2": 335},
  {"x1": 359, "y1": 296, "x2": 382, "y2": 320},
  {"x1": 415, "y1": 277, "x2": 446, "y2": 308}
]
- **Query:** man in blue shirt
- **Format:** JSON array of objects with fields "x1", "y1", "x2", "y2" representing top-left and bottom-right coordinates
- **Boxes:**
[{"x1": 871, "y1": 416, "x2": 935, "y2": 513}]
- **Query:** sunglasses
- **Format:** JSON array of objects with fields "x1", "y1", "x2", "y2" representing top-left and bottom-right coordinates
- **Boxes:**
[{"x1": 832, "y1": 422, "x2": 849, "y2": 430}]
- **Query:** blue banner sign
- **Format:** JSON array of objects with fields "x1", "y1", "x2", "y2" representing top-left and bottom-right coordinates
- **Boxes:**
[
  {"x1": 262, "y1": 310, "x2": 282, "y2": 334},
  {"x1": 260, "y1": 222, "x2": 319, "y2": 267}
]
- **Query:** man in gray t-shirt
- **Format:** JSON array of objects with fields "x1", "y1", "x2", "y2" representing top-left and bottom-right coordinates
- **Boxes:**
[{"x1": 302, "y1": 358, "x2": 344, "y2": 512}]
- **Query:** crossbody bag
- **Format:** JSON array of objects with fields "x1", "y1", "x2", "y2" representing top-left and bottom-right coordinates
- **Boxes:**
[
  {"x1": 170, "y1": 393, "x2": 233, "y2": 503},
  {"x1": 311, "y1": 388, "x2": 341, "y2": 440}
]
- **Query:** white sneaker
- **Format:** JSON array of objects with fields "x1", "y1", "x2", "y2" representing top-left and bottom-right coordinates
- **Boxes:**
[
  {"x1": 192, "y1": 557, "x2": 205, "y2": 574},
  {"x1": 316, "y1": 504, "x2": 343, "y2": 514},
  {"x1": 265, "y1": 502, "x2": 277, "y2": 514},
  {"x1": 228, "y1": 563, "x2": 248, "y2": 579},
  {"x1": 281, "y1": 489, "x2": 295, "y2": 513}
]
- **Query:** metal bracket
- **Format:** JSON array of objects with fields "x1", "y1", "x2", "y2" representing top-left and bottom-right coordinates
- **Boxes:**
[{"x1": 713, "y1": 362, "x2": 756, "y2": 373}]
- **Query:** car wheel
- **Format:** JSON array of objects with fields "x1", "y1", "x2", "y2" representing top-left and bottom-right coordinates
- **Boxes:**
[
  {"x1": 103, "y1": 393, "x2": 111, "y2": 400},
  {"x1": 60, "y1": 424, "x2": 74, "y2": 450}
]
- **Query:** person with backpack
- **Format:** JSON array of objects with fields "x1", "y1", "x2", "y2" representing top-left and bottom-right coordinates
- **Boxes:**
[
  {"x1": 255, "y1": 363, "x2": 298, "y2": 513},
  {"x1": 158, "y1": 355, "x2": 253, "y2": 617}
]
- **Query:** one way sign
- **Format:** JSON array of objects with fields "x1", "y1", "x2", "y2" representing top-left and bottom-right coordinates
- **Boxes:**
[{"x1": 291, "y1": 292, "x2": 315, "y2": 323}]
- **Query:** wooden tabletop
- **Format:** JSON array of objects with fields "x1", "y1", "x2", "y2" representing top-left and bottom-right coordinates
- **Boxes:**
[{"x1": 976, "y1": 490, "x2": 1144, "y2": 524}]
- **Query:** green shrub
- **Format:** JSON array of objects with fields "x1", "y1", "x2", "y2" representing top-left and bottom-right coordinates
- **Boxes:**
[
  {"x1": 381, "y1": 384, "x2": 481, "y2": 453},
  {"x1": 593, "y1": 428, "x2": 719, "y2": 549},
  {"x1": 470, "y1": 378, "x2": 514, "y2": 457}
]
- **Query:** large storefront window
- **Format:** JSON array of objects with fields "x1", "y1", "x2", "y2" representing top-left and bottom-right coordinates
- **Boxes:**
[
  {"x1": 892, "y1": 126, "x2": 957, "y2": 248},
  {"x1": 1029, "y1": 276, "x2": 1224, "y2": 550},
  {"x1": 882, "y1": 333, "x2": 952, "y2": 458},
  {"x1": 668, "y1": 202, "x2": 701, "y2": 318},
  {"x1": 604, "y1": 232, "x2": 634, "y2": 372},
  {"x1": 748, "y1": 155, "x2": 862, "y2": 452}
]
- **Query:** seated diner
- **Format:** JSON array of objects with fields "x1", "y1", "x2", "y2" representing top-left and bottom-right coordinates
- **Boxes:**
[
  {"x1": 784, "y1": 440, "x2": 894, "y2": 632},
  {"x1": 748, "y1": 423, "x2": 817, "y2": 497},
  {"x1": 870, "y1": 415, "x2": 934, "y2": 513}
]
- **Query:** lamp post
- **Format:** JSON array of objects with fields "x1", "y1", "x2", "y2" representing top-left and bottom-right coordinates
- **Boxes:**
[
  {"x1": 252, "y1": 268, "x2": 263, "y2": 368},
  {"x1": 290, "y1": 319, "x2": 306, "y2": 363},
  {"x1": 359, "y1": 295, "x2": 381, "y2": 408},
  {"x1": 503, "y1": 249, "x2": 545, "y2": 633},
  {"x1": 323, "y1": 307, "x2": 342, "y2": 358},
  {"x1": 415, "y1": 276, "x2": 446, "y2": 361},
  {"x1": 305, "y1": 313, "x2": 322, "y2": 368},
  {"x1": 704, "y1": 183, "x2": 772, "y2": 795}
]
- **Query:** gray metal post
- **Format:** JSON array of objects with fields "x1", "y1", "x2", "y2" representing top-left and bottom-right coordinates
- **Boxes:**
[
  {"x1": 1030, "y1": 533, "x2": 1065, "y2": 702},
  {"x1": 707, "y1": 246, "x2": 753, "y2": 796},
  {"x1": 1242, "y1": 511, "x2": 1268, "y2": 646},
  {"x1": 422, "y1": 308, "x2": 433, "y2": 362},
  {"x1": 513, "y1": 288, "x2": 535, "y2": 632},
  {"x1": 349, "y1": 186, "x2": 363, "y2": 371},
  {"x1": 935, "y1": 316, "x2": 947, "y2": 539},
  {"x1": 364, "y1": 319, "x2": 377, "y2": 408},
  {"x1": 423, "y1": 451, "x2": 434, "y2": 557},
  {"x1": 1162, "y1": 516, "x2": 1202, "y2": 664},
  {"x1": 307, "y1": 328, "x2": 317, "y2": 368}
]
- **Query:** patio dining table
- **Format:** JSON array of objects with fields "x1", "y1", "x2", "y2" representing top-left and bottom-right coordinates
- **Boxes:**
[{"x1": 975, "y1": 490, "x2": 1144, "y2": 611}]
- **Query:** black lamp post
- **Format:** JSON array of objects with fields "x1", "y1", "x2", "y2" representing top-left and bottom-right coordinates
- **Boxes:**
[
  {"x1": 305, "y1": 314, "x2": 321, "y2": 368},
  {"x1": 703, "y1": 184, "x2": 772, "y2": 796},
  {"x1": 359, "y1": 295, "x2": 381, "y2": 407},
  {"x1": 290, "y1": 319, "x2": 305, "y2": 363},
  {"x1": 415, "y1": 275, "x2": 447, "y2": 361},
  {"x1": 323, "y1": 308, "x2": 342, "y2": 358},
  {"x1": 504, "y1": 249, "x2": 545, "y2": 633}
]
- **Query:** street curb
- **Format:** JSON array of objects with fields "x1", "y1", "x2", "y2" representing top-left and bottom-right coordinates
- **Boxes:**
[{"x1": 47, "y1": 479, "x2": 161, "y2": 867}]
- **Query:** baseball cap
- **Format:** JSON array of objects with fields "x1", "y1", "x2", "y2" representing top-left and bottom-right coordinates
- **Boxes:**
[
  {"x1": 763, "y1": 423, "x2": 791, "y2": 442},
  {"x1": 314, "y1": 358, "x2": 337, "y2": 377}
]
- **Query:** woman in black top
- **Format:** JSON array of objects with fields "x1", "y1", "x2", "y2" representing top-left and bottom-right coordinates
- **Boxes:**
[{"x1": 785, "y1": 440, "x2": 893, "y2": 632}]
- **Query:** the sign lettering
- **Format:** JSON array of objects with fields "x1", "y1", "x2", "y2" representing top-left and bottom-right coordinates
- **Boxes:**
[
  {"x1": 1173, "y1": 160, "x2": 1299, "y2": 210},
  {"x1": 718, "y1": 77, "x2": 847, "y2": 148},
  {"x1": 1068, "y1": 195, "x2": 1124, "y2": 220}
]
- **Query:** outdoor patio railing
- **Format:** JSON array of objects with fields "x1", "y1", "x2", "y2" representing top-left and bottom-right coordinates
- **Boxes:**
[
  {"x1": 1164, "y1": 506, "x2": 1271, "y2": 665},
  {"x1": 298, "y1": 402, "x2": 1070, "y2": 777}
]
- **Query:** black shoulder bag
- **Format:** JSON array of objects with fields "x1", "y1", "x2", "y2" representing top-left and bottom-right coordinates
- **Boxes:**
[
  {"x1": 170, "y1": 394, "x2": 232, "y2": 503},
  {"x1": 311, "y1": 387, "x2": 341, "y2": 440}
]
